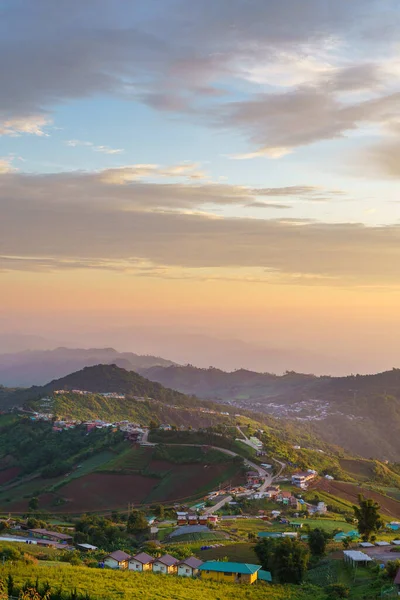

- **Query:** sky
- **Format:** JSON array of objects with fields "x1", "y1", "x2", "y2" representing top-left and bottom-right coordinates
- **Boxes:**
[{"x1": 1, "y1": 0, "x2": 400, "y2": 374}]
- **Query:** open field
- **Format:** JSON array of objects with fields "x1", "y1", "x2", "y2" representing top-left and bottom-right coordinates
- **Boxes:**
[
  {"x1": 199, "y1": 542, "x2": 258, "y2": 563},
  {"x1": 0, "y1": 563, "x2": 327, "y2": 600},
  {"x1": 339, "y1": 459, "x2": 375, "y2": 482},
  {"x1": 313, "y1": 478, "x2": 400, "y2": 519}
]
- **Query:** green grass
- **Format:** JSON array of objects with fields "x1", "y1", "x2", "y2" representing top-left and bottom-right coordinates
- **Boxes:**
[
  {"x1": 0, "y1": 563, "x2": 327, "y2": 600},
  {"x1": 290, "y1": 519, "x2": 354, "y2": 533},
  {"x1": 199, "y1": 542, "x2": 258, "y2": 563},
  {"x1": 167, "y1": 531, "x2": 226, "y2": 543}
]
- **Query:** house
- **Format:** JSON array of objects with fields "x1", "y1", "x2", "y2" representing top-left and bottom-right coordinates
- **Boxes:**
[
  {"x1": 188, "y1": 514, "x2": 198, "y2": 525},
  {"x1": 199, "y1": 561, "x2": 261, "y2": 584},
  {"x1": 207, "y1": 515, "x2": 219, "y2": 524},
  {"x1": 277, "y1": 491, "x2": 293, "y2": 504},
  {"x1": 152, "y1": 554, "x2": 178, "y2": 574},
  {"x1": 129, "y1": 552, "x2": 154, "y2": 572},
  {"x1": 246, "y1": 471, "x2": 261, "y2": 484},
  {"x1": 176, "y1": 511, "x2": 188, "y2": 525},
  {"x1": 265, "y1": 486, "x2": 279, "y2": 499},
  {"x1": 198, "y1": 515, "x2": 208, "y2": 525},
  {"x1": 76, "y1": 543, "x2": 98, "y2": 552},
  {"x1": 291, "y1": 472, "x2": 317, "y2": 487},
  {"x1": 104, "y1": 550, "x2": 131, "y2": 570},
  {"x1": 28, "y1": 529, "x2": 73, "y2": 544},
  {"x1": 177, "y1": 556, "x2": 203, "y2": 577}
]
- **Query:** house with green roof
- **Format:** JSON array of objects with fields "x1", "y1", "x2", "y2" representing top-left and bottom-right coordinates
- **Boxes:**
[
  {"x1": 257, "y1": 569, "x2": 272, "y2": 583},
  {"x1": 199, "y1": 561, "x2": 261, "y2": 584}
]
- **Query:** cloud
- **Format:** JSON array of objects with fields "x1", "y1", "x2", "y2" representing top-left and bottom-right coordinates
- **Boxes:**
[
  {"x1": 362, "y1": 139, "x2": 400, "y2": 178},
  {"x1": 246, "y1": 202, "x2": 292, "y2": 209},
  {"x1": 1, "y1": 168, "x2": 400, "y2": 285},
  {"x1": 0, "y1": 115, "x2": 50, "y2": 136},
  {"x1": 0, "y1": 158, "x2": 16, "y2": 174},
  {"x1": 218, "y1": 88, "x2": 400, "y2": 154},
  {"x1": 66, "y1": 140, "x2": 124, "y2": 154},
  {"x1": 229, "y1": 147, "x2": 292, "y2": 160},
  {"x1": 99, "y1": 163, "x2": 207, "y2": 184}
]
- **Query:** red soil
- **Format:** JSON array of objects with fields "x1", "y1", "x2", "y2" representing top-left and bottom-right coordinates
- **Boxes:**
[
  {"x1": 0, "y1": 467, "x2": 21, "y2": 484},
  {"x1": 55, "y1": 473, "x2": 158, "y2": 512}
]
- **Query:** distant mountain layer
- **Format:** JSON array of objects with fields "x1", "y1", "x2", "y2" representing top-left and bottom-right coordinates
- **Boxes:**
[
  {"x1": 142, "y1": 365, "x2": 400, "y2": 462},
  {"x1": 0, "y1": 347, "x2": 176, "y2": 387}
]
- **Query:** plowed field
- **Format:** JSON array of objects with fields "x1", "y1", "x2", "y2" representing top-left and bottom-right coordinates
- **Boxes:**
[{"x1": 314, "y1": 478, "x2": 400, "y2": 519}]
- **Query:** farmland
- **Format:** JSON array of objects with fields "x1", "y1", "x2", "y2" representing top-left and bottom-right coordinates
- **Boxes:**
[
  {"x1": 0, "y1": 444, "x2": 245, "y2": 513},
  {"x1": 313, "y1": 478, "x2": 400, "y2": 519}
]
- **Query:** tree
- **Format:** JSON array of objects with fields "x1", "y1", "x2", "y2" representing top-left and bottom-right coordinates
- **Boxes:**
[
  {"x1": 29, "y1": 497, "x2": 39, "y2": 511},
  {"x1": 127, "y1": 510, "x2": 149, "y2": 534},
  {"x1": 326, "y1": 583, "x2": 350, "y2": 599},
  {"x1": 386, "y1": 559, "x2": 400, "y2": 579},
  {"x1": 154, "y1": 505, "x2": 165, "y2": 520},
  {"x1": 149, "y1": 419, "x2": 159, "y2": 430},
  {"x1": 308, "y1": 528, "x2": 327, "y2": 557},
  {"x1": 255, "y1": 537, "x2": 309, "y2": 584},
  {"x1": 353, "y1": 494, "x2": 383, "y2": 541}
]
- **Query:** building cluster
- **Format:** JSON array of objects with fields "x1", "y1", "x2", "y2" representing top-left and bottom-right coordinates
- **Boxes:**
[
  {"x1": 103, "y1": 551, "x2": 271, "y2": 585},
  {"x1": 176, "y1": 512, "x2": 218, "y2": 526},
  {"x1": 53, "y1": 389, "x2": 125, "y2": 399}
]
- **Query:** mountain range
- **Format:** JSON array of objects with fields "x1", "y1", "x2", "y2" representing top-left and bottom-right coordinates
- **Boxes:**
[{"x1": 0, "y1": 347, "x2": 175, "y2": 387}]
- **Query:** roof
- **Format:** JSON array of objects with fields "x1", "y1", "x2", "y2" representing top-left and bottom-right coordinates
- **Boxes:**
[
  {"x1": 29, "y1": 529, "x2": 72, "y2": 540},
  {"x1": 394, "y1": 567, "x2": 400, "y2": 585},
  {"x1": 105, "y1": 550, "x2": 131, "y2": 562},
  {"x1": 131, "y1": 552, "x2": 154, "y2": 564},
  {"x1": 154, "y1": 554, "x2": 178, "y2": 566},
  {"x1": 343, "y1": 550, "x2": 372, "y2": 562},
  {"x1": 177, "y1": 556, "x2": 203, "y2": 569},
  {"x1": 77, "y1": 543, "x2": 98, "y2": 550},
  {"x1": 258, "y1": 570, "x2": 272, "y2": 582},
  {"x1": 199, "y1": 561, "x2": 261, "y2": 575},
  {"x1": 279, "y1": 491, "x2": 292, "y2": 498}
]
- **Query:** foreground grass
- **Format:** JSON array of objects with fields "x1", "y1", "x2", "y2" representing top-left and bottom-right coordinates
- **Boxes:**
[{"x1": 0, "y1": 563, "x2": 327, "y2": 600}]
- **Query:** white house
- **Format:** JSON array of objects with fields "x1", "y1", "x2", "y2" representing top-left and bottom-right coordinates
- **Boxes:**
[
  {"x1": 177, "y1": 556, "x2": 203, "y2": 577},
  {"x1": 129, "y1": 552, "x2": 154, "y2": 572},
  {"x1": 152, "y1": 554, "x2": 178, "y2": 574},
  {"x1": 104, "y1": 550, "x2": 131, "y2": 570}
]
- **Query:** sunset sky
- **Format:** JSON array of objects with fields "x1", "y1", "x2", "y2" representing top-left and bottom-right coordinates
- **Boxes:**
[{"x1": 1, "y1": 1, "x2": 400, "y2": 374}]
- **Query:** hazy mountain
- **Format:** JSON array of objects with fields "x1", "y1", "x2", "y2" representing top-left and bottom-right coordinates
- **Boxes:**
[
  {"x1": 0, "y1": 347, "x2": 176, "y2": 387},
  {"x1": 142, "y1": 364, "x2": 400, "y2": 461}
]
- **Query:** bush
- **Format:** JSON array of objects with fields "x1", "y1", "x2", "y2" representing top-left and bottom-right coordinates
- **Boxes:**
[{"x1": 326, "y1": 583, "x2": 350, "y2": 599}]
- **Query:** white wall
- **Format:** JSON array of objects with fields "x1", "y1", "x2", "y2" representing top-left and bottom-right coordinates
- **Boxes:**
[
  {"x1": 152, "y1": 562, "x2": 167, "y2": 573},
  {"x1": 178, "y1": 565, "x2": 193, "y2": 577},
  {"x1": 129, "y1": 560, "x2": 143, "y2": 571}
]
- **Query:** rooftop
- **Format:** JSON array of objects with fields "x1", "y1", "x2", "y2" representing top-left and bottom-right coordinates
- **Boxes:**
[
  {"x1": 258, "y1": 570, "x2": 272, "y2": 582},
  {"x1": 199, "y1": 561, "x2": 261, "y2": 575},
  {"x1": 154, "y1": 554, "x2": 178, "y2": 566},
  {"x1": 177, "y1": 557, "x2": 203, "y2": 569},
  {"x1": 131, "y1": 552, "x2": 154, "y2": 564},
  {"x1": 106, "y1": 550, "x2": 131, "y2": 562}
]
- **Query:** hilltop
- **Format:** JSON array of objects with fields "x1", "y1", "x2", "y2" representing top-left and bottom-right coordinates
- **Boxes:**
[{"x1": 142, "y1": 365, "x2": 400, "y2": 461}]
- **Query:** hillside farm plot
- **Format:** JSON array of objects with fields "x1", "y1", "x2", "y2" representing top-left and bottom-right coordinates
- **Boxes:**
[
  {"x1": 53, "y1": 473, "x2": 159, "y2": 511},
  {"x1": 0, "y1": 467, "x2": 21, "y2": 485},
  {"x1": 339, "y1": 459, "x2": 375, "y2": 482},
  {"x1": 314, "y1": 479, "x2": 400, "y2": 519}
]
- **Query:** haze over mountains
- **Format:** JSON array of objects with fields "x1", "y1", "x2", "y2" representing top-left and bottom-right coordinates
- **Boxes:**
[{"x1": 0, "y1": 347, "x2": 175, "y2": 387}]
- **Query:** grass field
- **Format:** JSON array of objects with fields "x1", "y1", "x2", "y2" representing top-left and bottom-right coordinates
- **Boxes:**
[
  {"x1": 199, "y1": 542, "x2": 258, "y2": 563},
  {"x1": 0, "y1": 563, "x2": 328, "y2": 600}
]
